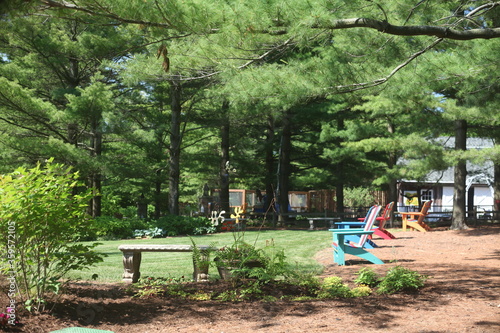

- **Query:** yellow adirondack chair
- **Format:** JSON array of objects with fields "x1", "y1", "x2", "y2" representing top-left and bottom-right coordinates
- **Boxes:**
[{"x1": 399, "y1": 200, "x2": 432, "y2": 232}]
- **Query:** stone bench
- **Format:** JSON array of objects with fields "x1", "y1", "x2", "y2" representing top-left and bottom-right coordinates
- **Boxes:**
[
  {"x1": 307, "y1": 217, "x2": 340, "y2": 230},
  {"x1": 118, "y1": 244, "x2": 215, "y2": 283}
]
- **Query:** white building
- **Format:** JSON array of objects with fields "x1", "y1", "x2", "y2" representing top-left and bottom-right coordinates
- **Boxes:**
[{"x1": 398, "y1": 137, "x2": 494, "y2": 214}]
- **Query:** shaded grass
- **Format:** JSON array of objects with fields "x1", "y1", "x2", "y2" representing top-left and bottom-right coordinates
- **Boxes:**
[{"x1": 67, "y1": 230, "x2": 332, "y2": 282}]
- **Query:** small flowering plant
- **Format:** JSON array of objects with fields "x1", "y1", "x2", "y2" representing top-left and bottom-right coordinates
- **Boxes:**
[
  {"x1": 0, "y1": 307, "x2": 19, "y2": 327},
  {"x1": 0, "y1": 312, "x2": 8, "y2": 327}
]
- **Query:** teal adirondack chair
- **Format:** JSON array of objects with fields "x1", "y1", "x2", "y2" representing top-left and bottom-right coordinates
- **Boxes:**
[
  {"x1": 334, "y1": 207, "x2": 381, "y2": 249},
  {"x1": 329, "y1": 205, "x2": 384, "y2": 266},
  {"x1": 335, "y1": 202, "x2": 396, "y2": 244}
]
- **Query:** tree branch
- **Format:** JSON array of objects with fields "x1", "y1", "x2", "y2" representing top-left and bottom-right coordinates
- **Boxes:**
[
  {"x1": 313, "y1": 16, "x2": 500, "y2": 40},
  {"x1": 41, "y1": 0, "x2": 175, "y2": 29},
  {"x1": 321, "y1": 38, "x2": 444, "y2": 94},
  {"x1": 41, "y1": 0, "x2": 500, "y2": 41},
  {"x1": 237, "y1": 38, "x2": 294, "y2": 69}
]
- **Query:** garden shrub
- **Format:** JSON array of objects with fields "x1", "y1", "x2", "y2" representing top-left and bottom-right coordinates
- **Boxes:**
[
  {"x1": 351, "y1": 285, "x2": 372, "y2": 297},
  {"x1": 83, "y1": 214, "x2": 215, "y2": 241},
  {"x1": 354, "y1": 267, "x2": 381, "y2": 287},
  {"x1": 133, "y1": 226, "x2": 166, "y2": 238},
  {"x1": 153, "y1": 215, "x2": 215, "y2": 236},
  {"x1": 217, "y1": 242, "x2": 291, "y2": 282},
  {"x1": 344, "y1": 187, "x2": 375, "y2": 208},
  {"x1": 377, "y1": 265, "x2": 428, "y2": 294},
  {"x1": 0, "y1": 160, "x2": 105, "y2": 312},
  {"x1": 318, "y1": 276, "x2": 353, "y2": 298},
  {"x1": 90, "y1": 216, "x2": 149, "y2": 240}
]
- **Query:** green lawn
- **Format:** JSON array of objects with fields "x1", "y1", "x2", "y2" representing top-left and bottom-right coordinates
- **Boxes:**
[{"x1": 67, "y1": 230, "x2": 333, "y2": 282}]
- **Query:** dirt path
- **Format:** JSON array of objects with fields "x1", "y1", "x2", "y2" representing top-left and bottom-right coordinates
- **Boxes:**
[{"x1": 2, "y1": 225, "x2": 499, "y2": 332}]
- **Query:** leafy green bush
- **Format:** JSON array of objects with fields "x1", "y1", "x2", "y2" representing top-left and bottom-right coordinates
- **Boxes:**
[
  {"x1": 377, "y1": 266, "x2": 428, "y2": 294},
  {"x1": 153, "y1": 215, "x2": 215, "y2": 236},
  {"x1": 344, "y1": 187, "x2": 375, "y2": 208},
  {"x1": 205, "y1": 234, "x2": 296, "y2": 284},
  {"x1": 90, "y1": 216, "x2": 149, "y2": 240},
  {"x1": 351, "y1": 285, "x2": 372, "y2": 297},
  {"x1": 83, "y1": 214, "x2": 215, "y2": 241},
  {"x1": 354, "y1": 267, "x2": 381, "y2": 287},
  {"x1": 0, "y1": 160, "x2": 105, "y2": 312},
  {"x1": 318, "y1": 276, "x2": 353, "y2": 298},
  {"x1": 133, "y1": 227, "x2": 166, "y2": 238},
  {"x1": 252, "y1": 242, "x2": 292, "y2": 281}
]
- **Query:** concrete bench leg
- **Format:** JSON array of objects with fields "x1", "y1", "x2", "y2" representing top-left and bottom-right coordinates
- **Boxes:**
[
  {"x1": 122, "y1": 251, "x2": 142, "y2": 283},
  {"x1": 193, "y1": 253, "x2": 210, "y2": 282}
]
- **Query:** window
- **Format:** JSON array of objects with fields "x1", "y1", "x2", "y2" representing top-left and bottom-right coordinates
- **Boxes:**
[{"x1": 421, "y1": 190, "x2": 433, "y2": 202}]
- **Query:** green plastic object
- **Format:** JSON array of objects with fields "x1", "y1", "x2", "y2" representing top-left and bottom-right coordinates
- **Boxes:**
[{"x1": 50, "y1": 328, "x2": 114, "y2": 333}]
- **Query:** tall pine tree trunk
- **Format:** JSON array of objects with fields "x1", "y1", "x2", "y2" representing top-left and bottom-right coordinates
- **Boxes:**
[
  {"x1": 92, "y1": 130, "x2": 102, "y2": 217},
  {"x1": 154, "y1": 168, "x2": 162, "y2": 219},
  {"x1": 387, "y1": 122, "x2": 397, "y2": 226},
  {"x1": 451, "y1": 119, "x2": 468, "y2": 230},
  {"x1": 154, "y1": 130, "x2": 165, "y2": 219},
  {"x1": 87, "y1": 119, "x2": 102, "y2": 218},
  {"x1": 277, "y1": 110, "x2": 292, "y2": 224},
  {"x1": 335, "y1": 116, "x2": 345, "y2": 214},
  {"x1": 493, "y1": 142, "x2": 500, "y2": 222},
  {"x1": 264, "y1": 115, "x2": 275, "y2": 213},
  {"x1": 219, "y1": 102, "x2": 230, "y2": 216},
  {"x1": 169, "y1": 78, "x2": 182, "y2": 215},
  {"x1": 335, "y1": 163, "x2": 344, "y2": 214}
]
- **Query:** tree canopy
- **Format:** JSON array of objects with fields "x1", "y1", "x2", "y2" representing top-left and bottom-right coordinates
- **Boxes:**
[{"x1": 1, "y1": 1, "x2": 499, "y2": 229}]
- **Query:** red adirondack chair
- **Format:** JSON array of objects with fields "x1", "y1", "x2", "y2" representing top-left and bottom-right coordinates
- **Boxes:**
[{"x1": 359, "y1": 202, "x2": 396, "y2": 239}]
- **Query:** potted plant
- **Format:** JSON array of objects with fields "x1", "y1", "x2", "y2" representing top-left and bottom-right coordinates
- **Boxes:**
[{"x1": 214, "y1": 240, "x2": 266, "y2": 280}]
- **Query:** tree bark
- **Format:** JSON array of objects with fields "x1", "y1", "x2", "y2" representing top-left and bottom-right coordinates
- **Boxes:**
[
  {"x1": 335, "y1": 164, "x2": 344, "y2": 214},
  {"x1": 313, "y1": 15, "x2": 500, "y2": 40},
  {"x1": 85, "y1": 124, "x2": 102, "y2": 217},
  {"x1": 154, "y1": 168, "x2": 162, "y2": 219},
  {"x1": 169, "y1": 78, "x2": 182, "y2": 215},
  {"x1": 493, "y1": 141, "x2": 500, "y2": 222},
  {"x1": 264, "y1": 115, "x2": 275, "y2": 214},
  {"x1": 91, "y1": 131, "x2": 102, "y2": 217},
  {"x1": 277, "y1": 110, "x2": 292, "y2": 224},
  {"x1": 387, "y1": 122, "x2": 397, "y2": 226},
  {"x1": 451, "y1": 119, "x2": 468, "y2": 230},
  {"x1": 335, "y1": 115, "x2": 345, "y2": 214},
  {"x1": 219, "y1": 101, "x2": 230, "y2": 216}
]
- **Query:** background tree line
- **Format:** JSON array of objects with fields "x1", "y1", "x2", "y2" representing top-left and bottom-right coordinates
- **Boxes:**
[{"x1": 1, "y1": 1, "x2": 499, "y2": 230}]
